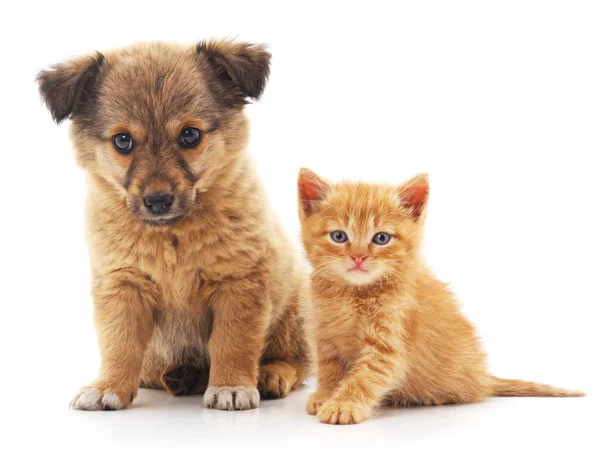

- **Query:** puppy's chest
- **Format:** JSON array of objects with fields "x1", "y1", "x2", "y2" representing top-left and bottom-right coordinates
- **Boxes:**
[{"x1": 135, "y1": 233, "x2": 217, "y2": 311}]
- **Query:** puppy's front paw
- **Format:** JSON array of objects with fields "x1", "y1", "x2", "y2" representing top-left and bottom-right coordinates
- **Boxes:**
[
  {"x1": 318, "y1": 400, "x2": 370, "y2": 425},
  {"x1": 203, "y1": 386, "x2": 260, "y2": 411},
  {"x1": 258, "y1": 361, "x2": 297, "y2": 399},
  {"x1": 306, "y1": 392, "x2": 329, "y2": 415},
  {"x1": 70, "y1": 385, "x2": 134, "y2": 411}
]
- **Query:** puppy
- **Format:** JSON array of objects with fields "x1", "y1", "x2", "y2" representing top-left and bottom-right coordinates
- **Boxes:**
[{"x1": 37, "y1": 40, "x2": 311, "y2": 411}]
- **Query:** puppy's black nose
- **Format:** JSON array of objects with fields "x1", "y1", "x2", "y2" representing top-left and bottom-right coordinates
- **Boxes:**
[{"x1": 144, "y1": 192, "x2": 174, "y2": 215}]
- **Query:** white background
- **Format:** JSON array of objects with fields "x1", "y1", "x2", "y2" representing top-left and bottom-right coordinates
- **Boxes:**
[{"x1": 1, "y1": 1, "x2": 598, "y2": 462}]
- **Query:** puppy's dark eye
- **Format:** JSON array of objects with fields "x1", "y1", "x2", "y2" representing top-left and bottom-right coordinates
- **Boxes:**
[
  {"x1": 372, "y1": 232, "x2": 391, "y2": 245},
  {"x1": 113, "y1": 133, "x2": 134, "y2": 154},
  {"x1": 179, "y1": 127, "x2": 202, "y2": 148},
  {"x1": 330, "y1": 230, "x2": 348, "y2": 243}
]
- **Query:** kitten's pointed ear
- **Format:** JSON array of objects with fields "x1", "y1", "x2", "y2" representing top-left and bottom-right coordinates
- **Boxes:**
[
  {"x1": 397, "y1": 173, "x2": 429, "y2": 220},
  {"x1": 197, "y1": 39, "x2": 271, "y2": 107},
  {"x1": 36, "y1": 53, "x2": 104, "y2": 124},
  {"x1": 298, "y1": 168, "x2": 331, "y2": 218}
]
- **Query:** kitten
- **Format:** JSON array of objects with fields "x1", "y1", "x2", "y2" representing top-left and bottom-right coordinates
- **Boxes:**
[{"x1": 298, "y1": 168, "x2": 584, "y2": 425}]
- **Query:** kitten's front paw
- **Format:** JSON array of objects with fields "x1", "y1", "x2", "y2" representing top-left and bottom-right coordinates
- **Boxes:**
[
  {"x1": 318, "y1": 400, "x2": 371, "y2": 425},
  {"x1": 203, "y1": 386, "x2": 260, "y2": 411},
  {"x1": 306, "y1": 392, "x2": 329, "y2": 415},
  {"x1": 70, "y1": 383, "x2": 135, "y2": 411}
]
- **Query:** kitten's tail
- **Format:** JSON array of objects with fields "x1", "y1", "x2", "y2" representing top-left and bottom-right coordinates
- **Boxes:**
[{"x1": 491, "y1": 376, "x2": 585, "y2": 397}]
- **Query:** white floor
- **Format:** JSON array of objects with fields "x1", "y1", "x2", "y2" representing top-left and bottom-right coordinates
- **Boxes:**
[{"x1": 11, "y1": 377, "x2": 596, "y2": 463}]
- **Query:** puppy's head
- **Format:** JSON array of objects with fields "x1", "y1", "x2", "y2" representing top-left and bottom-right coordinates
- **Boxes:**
[{"x1": 37, "y1": 40, "x2": 270, "y2": 226}]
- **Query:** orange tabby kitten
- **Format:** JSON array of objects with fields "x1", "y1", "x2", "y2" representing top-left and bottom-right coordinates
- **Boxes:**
[{"x1": 298, "y1": 169, "x2": 584, "y2": 425}]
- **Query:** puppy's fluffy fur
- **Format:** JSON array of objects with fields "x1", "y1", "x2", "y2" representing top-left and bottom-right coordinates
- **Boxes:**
[{"x1": 37, "y1": 40, "x2": 310, "y2": 411}]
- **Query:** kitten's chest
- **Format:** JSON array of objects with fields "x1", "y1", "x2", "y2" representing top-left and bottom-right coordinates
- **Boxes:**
[
  {"x1": 317, "y1": 292, "x2": 394, "y2": 362},
  {"x1": 318, "y1": 297, "x2": 369, "y2": 360}
]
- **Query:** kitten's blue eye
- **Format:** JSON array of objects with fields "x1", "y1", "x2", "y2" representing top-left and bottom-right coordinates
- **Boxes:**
[
  {"x1": 330, "y1": 230, "x2": 348, "y2": 243},
  {"x1": 372, "y1": 232, "x2": 391, "y2": 245}
]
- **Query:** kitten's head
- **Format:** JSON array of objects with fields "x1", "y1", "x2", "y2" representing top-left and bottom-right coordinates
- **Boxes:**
[{"x1": 298, "y1": 169, "x2": 429, "y2": 286}]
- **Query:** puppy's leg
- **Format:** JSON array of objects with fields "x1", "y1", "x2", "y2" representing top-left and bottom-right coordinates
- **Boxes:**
[
  {"x1": 258, "y1": 360, "x2": 298, "y2": 400},
  {"x1": 70, "y1": 269, "x2": 156, "y2": 411},
  {"x1": 203, "y1": 279, "x2": 269, "y2": 411},
  {"x1": 258, "y1": 296, "x2": 312, "y2": 399}
]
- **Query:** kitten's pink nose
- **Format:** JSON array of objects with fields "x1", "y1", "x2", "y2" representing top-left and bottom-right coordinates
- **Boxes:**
[{"x1": 351, "y1": 254, "x2": 368, "y2": 266}]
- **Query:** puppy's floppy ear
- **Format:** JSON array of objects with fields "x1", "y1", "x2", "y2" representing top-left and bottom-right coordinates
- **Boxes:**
[
  {"x1": 298, "y1": 168, "x2": 331, "y2": 218},
  {"x1": 36, "y1": 52, "x2": 104, "y2": 124},
  {"x1": 197, "y1": 39, "x2": 271, "y2": 107},
  {"x1": 397, "y1": 173, "x2": 429, "y2": 220}
]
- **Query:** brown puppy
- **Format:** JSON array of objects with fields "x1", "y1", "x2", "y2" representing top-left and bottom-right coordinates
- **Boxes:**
[{"x1": 37, "y1": 40, "x2": 311, "y2": 411}]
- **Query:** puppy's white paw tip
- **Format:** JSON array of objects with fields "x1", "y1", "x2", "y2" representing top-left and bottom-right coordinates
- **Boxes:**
[
  {"x1": 70, "y1": 387, "x2": 126, "y2": 411},
  {"x1": 100, "y1": 391, "x2": 125, "y2": 410},
  {"x1": 204, "y1": 386, "x2": 260, "y2": 411}
]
